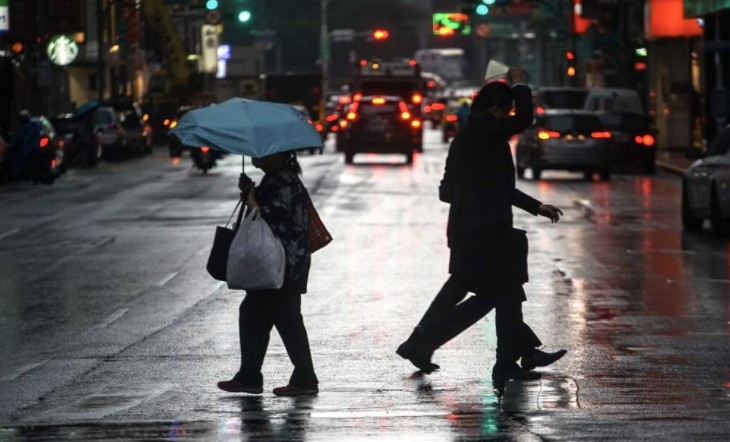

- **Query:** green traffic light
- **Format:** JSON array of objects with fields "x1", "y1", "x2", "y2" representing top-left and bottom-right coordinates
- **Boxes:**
[
  {"x1": 238, "y1": 10, "x2": 252, "y2": 22},
  {"x1": 206, "y1": 0, "x2": 218, "y2": 10},
  {"x1": 476, "y1": 4, "x2": 489, "y2": 15},
  {"x1": 483, "y1": 0, "x2": 496, "y2": 4}
]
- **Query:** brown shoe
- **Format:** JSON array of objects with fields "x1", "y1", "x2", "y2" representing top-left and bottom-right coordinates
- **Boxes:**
[
  {"x1": 217, "y1": 379, "x2": 263, "y2": 394},
  {"x1": 272, "y1": 385, "x2": 319, "y2": 396}
]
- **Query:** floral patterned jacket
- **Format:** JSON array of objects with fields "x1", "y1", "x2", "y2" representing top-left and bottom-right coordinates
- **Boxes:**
[{"x1": 255, "y1": 167, "x2": 311, "y2": 293}]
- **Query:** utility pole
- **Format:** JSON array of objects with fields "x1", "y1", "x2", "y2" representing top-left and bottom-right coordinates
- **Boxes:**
[
  {"x1": 96, "y1": 0, "x2": 105, "y2": 101},
  {"x1": 320, "y1": 0, "x2": 329, "y2": 123}
]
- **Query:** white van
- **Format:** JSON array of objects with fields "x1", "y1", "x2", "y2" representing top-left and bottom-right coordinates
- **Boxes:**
[{"x1": 584, "y1": 88, "x2": 644, "y2": 114}]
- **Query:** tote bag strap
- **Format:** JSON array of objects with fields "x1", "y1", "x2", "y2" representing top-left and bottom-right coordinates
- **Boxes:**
[{"x1": 225, "y1": 199, "x2": 246, "y2": 230}]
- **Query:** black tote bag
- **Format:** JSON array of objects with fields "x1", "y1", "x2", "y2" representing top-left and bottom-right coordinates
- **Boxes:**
[{"x1": 207, "y1": 199, "x2": 245, "y2": 281}]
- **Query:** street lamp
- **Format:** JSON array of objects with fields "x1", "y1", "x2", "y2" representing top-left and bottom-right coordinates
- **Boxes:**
[{"x1": 238, "y1": 10, "x2": 251, "y2": 22}]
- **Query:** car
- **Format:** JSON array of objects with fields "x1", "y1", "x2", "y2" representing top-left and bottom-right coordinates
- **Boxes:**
[
  {"x1": 424, "y1": 98, "x2": 447, "y2": 124},
  {"x1": 682, "y1": 125, "x2": 730, "y2": 234},
  {"x1": 441, "y1": 98, "x2": 471, "y2": 143},
  {"x1": 291, "y1": 104, "x2": 324, "y2": 154},
  {"x1": 168, "y1": 105, "x2": 196, "y2": 157},
  {"x1": 536, "y1": 87, "x2": 590, "y2": 111},
  {"x1": 337, "y1": 95, "x2": 422, "y2": 165},
  {"x1": 32, "y1": 116, "x2": 65, "y2": 177},
  {"x1": 584, "y1": 88, "x2": 644, "y2": 114},
  {"x1": 106, "y1": 100, "x2": 153, "y2": 156},
  {"x1": 516, "y1": 110, "x2": 613, "y2": 181},
  {"x1": 49, "y1": 114, "x2": 78, "y2": 167},
  {"x1": 598, "y1": 112, "x2": 656, "y2": 173}
]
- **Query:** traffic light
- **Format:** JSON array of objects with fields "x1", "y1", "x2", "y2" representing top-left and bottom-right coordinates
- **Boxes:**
[
  {"x1": 238, "y1": 10, "x2": 251, "y2": 22},
  {"x1": 566, "y1": 51, "x2": 576, "y2": 77},
  {"x1": 463, "y1": 0, "x2": 490, "y2": 16},
  {"x1": 206, "y1": 0, "x2": 218, "y2": 10},
  {"x1": 372, "y1": 29, "x2": 389, "y2": 40}
]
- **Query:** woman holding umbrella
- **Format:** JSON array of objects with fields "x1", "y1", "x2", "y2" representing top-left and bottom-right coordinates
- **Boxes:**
[
  {"x1": 218, "y1": 151, "x2": 319, "y2": 396},
  {"x1": 170, "y1": 99, "x2": 326, "y2": 396}
]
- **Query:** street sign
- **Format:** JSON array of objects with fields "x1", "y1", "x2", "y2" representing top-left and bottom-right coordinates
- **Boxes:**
[
  {"x1": 331, "y1": 29, "x2": 354, "y2": 42},
  {"x1": 0, "y1": 0, "x2": 9, "y2": 33},
  {"x1": 200, "y1": 24, "x2": 219, "y2": 74},
  {"x1": 204, "y1": 9, "x2": 222, "y2": 25}
]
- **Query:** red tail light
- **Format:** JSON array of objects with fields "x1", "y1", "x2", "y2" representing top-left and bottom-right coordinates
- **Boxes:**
[
  {"x1": 445, "y1": 114, "x2": 458, "y2": 122},
  {"x1": 412, "y1": 93, "x2": 423, "y2": 104},
  {"x1": 326, "y1": 114, "x2": 338, "y2": 122},
  {"x1": 591, "y1": 131, "x2": 612, "y2": 139},
  {"x1": 424, "y1": 105, "x2": 432, "y2": 113},
  {"x1": 411, "y1": 120, "x2": 422, "y2": 128},
  {"x1": 201, "y1": 146, "x2": 211, "y2": 153},
  {"x1": 353, "y1": 93, "x2": 363, "y2": 102},
  {"x1": 538, "y1": 130, "x2": 560, "y2": 140},
  {"x1": 338, "y1": 96, "x2": 352, "y2": 104},
  {"x1": 432, "y1": 103, "x2": 445, "y2": 111},
  {"x1": 51, "y1": 159, "x2": 57, "y2": 167},
  {"x1": 339, "y1": 120, "x2": 347, "y2": 129},
  {"x1": 169, "y1": 120, "x2": 178, "y2": 129},
  {"x1": 163, "y1": 119, "x2": 170, "y2": 127},
  {"x1": 399, "y1": 102, "x2": 411, "y2": 120},
  {"x1": 642, "y1": 134, "x2": 655, "y2": 146},
  {"x1": 536, "y1": 106, "x2": 545, "y2": 114},
  {"x1": 372, "y1": 97, "x2": 386, "y2": 105},
  {"x1": 40, "y1": 137, "x2": 50, "y2": 148},
  {"x1": 315, "y1": 124, "x2": 324, "y2": 132},
  {"x1": 347, "y1": 102, "x2": 359, "y2": 120}
]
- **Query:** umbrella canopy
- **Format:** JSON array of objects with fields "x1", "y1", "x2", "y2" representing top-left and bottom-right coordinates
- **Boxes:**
[
  {"x1": 72, "y1": 101, "x2": 102, "y2": 120},
  {"x1": 170, "y1": 98, "x2": 323, "y2": 158}
]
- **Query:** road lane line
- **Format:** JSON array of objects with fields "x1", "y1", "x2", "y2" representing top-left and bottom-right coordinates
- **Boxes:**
[
  {"x1": 0, "y1": 359, "x2": 52, "y2": 381},
  {"x1": 94, "y1": 308, "x2": 130, "y2": 329},
  {"x1": 154, "y1": 272, "x2": 178, "y2": 287},
  {"x1": 33, "y1": 384, "x2": 172, "y2": 421},
  {"x1": 0, "y1": 228, "x2": 20, "y2": 241}
]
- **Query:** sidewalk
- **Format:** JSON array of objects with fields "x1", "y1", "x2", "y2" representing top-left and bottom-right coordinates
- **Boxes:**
[{"x1": 655, "y1": 150, "x2": 695, "y2": 175}]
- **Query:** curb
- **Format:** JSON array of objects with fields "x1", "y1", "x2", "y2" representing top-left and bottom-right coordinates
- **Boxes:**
[{"x1": 655, "y1": 161, "x2": 686, "y2": 176}]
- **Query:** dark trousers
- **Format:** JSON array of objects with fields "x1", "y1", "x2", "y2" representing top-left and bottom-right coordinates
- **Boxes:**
[
  {"x1": 413, "y1": 275, "x2": 542, "y2": 363},
  {"x1": 235, "y1": 287, "x2": 318, "y2": 388}
]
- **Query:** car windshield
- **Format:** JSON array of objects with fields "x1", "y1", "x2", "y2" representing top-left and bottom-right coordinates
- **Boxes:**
[
  {"x1": 546, "y1": 115, "x2": 603, "y2": 132},
  {"x1": 598, "y1": 113, "x2": 649, "y2": 132},
  {"x1": 541, "y1": 90, "x2": 589, "y2": 109}
]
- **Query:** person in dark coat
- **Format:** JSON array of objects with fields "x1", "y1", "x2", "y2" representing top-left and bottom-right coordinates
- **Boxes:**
[
  {"x1": 397, "y1": 69, "x2": 567, "y2": 382},
  {"x1": 218, "y1": 151, "x2": 319, "y2": 397}
]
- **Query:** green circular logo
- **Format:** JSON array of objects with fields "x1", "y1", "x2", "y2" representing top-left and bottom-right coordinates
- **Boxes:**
[{"x1": 47, "y1": 34, "x2": 79, "y2": 66}]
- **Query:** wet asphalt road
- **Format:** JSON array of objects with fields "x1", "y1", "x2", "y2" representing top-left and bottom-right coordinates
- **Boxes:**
[{"x1": 1, "y1": 127, "x2": 729, "y2": 441}]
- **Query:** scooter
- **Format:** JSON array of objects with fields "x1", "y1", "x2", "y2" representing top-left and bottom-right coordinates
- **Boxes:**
[{"x1": 191, "y1": 146, "x2": 218, "y2": 174}]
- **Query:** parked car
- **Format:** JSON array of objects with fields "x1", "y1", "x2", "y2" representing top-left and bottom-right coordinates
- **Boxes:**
[
  {"x1": 33, "y1": 116, "x2": 65, "y2": 177},
  {"x1": 516, "y1": 110, "x2": 613, "y2": 181},
  {"x1": 598, "y1": 112, "x2": 656, "y2": 173},
  {"x1": 106, "y1": 100, "x2": 152, "y2": 156},
  {"x1": 168, "y1": 105, "x2": 196, "y2": 157},
  {"x1": 682, "y1": 125, "x2": 730, "y2": 234},
  {"x1": 337, "y1": 95, "x2": 421, "y2": 165}
]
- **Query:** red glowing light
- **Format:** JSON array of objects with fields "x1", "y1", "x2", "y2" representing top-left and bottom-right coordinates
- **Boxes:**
[
  {"x1": 40, "y1": 137, "x2": 50, "y2": 148},
  {"x1": 201, "y1": 146, "x2": 211, "y2": 153}
]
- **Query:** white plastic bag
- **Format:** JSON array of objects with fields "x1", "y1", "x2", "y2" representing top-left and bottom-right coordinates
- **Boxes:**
[{"x1": 226, "y1": 207, "x2": 286, "y2": 291}]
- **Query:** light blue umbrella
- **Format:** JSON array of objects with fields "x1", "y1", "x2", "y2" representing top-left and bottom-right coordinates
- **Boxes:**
[{"x1": 170, "y1": 98, "x2": 323, "y2": 158}]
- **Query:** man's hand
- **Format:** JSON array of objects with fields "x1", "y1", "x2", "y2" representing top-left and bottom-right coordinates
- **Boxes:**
[
  {"x1": 508, "y1": 68, "x2": 524, "y2": 85},
  {"x1": 538, "y1": 204, "x2": 563, "y2": 223},
  {"x1": 238, "y1": 173, "x2": 253, "y2": 193}
]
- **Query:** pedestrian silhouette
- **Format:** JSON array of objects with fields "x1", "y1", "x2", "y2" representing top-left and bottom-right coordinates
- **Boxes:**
[{"x1": 397, "y1": 68, "x2": 567, "y2": 381}]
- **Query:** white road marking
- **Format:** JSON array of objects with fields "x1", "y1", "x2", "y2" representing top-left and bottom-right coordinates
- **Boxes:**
[
  {"x1": 93, "y1": 308, "x2": 130, "y2": 329},
  {"x1": 154, "y1": 272, "x2": 178, "y2": 287},
  {"x1": 0, "y1": 228, "x2": 20, "y2": 241},
  {"x1": 32, "y1": 384, "x2": 172, "y2": 421},
  {"x1": 0, "y1": 359, "x2": 52, "y2": 381}
]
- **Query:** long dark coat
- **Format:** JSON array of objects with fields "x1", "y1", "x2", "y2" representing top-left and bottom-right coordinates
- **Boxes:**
[{"x1": 439, "y1": 84, "x2": 542, "y2": 295}]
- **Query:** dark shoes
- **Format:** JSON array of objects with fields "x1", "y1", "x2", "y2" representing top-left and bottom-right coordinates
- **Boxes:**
[
  {"x1": 396, "y1": 341, "x2": 440, "y2": 374},
  {"x1": 521, "y1": 349, "x2": 567, "y2": 371},
  {"x1": 273, "y1": 385, "x2": 319, "y2": 397},
  {"x1": 217, "y1": 379, "x2": 263, "y2": 394},
  {"x1": 492, "y1": 362, "x2": 542, "y2": 382}
]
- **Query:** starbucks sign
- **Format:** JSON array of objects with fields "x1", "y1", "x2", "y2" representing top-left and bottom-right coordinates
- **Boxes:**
[
  {"x1": 47, "y1": 34, "x2": 79, "y2": 66},
  {"x1": 0, "y1": 0, "x2": 9, "y2": 33}
]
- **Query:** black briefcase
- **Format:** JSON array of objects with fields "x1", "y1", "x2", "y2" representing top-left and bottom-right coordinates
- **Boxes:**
[{"x1": 207, "y1": 200, "x2": 245, "y2": 281}]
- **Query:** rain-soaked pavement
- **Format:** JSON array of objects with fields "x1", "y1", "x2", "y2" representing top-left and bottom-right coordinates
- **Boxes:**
[{"x1": 1, "y1": 127, "x2": 729, "y2": 441}]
